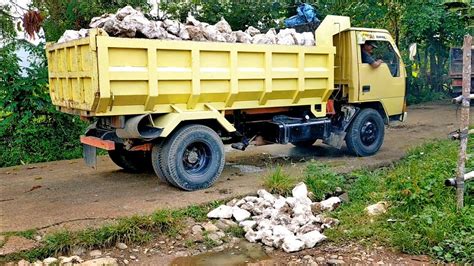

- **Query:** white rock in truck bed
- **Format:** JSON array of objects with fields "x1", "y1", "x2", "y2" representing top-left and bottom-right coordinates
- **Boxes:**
[
  {"x1": 142, "y1": 21, "x2": 168, "y2": 39},
  {"x1": 89, "y1": 14, "x2": 114, "y2": 28},
  {"x1": 215, "y1": 18, "x2": 232, "y2": 33},
  {"x1": 302, "y1": 32, "x2": 315, "y2": 46},
  {"x1": 57, "y1": 29, "x2": 89, "y2": 43},
  {"x1": 245, "y1": 26, "x2": 260, "y2": 37},
  {"x1": 59, "y1": 6, "x2": 317, "y2": 45}
]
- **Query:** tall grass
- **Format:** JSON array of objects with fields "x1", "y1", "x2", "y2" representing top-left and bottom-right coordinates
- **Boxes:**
[{"x1": 263, "y1": 166, "x2": 296, "y2": 196}]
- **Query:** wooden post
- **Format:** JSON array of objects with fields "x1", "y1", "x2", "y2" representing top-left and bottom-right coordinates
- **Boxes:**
[{"x1": 456, "y1": 35, "x2": 472, "y2": 210}]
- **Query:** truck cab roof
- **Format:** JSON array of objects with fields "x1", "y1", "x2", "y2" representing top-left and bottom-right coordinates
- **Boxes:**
[{"x1": 346, "y1": 27, "x2": 390, "y2": 34}]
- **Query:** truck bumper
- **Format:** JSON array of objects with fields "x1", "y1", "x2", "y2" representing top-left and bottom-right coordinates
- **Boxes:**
[
  {"x1": 80, "y1": 136, "x2": 115, "y2": 168},
  {"x1": 80, "y1": 136, "x2": 115, "y2": 150}
]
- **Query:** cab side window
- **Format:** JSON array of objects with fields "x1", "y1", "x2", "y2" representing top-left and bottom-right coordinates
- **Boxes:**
[{"x1": 361, "y1": 41, "x2": 400, "y2": 77}]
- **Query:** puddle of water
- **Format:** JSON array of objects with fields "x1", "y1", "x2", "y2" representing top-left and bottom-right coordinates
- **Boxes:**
[
  {"x1": 231, "y1": 165, "x2": 264, "y2": 173},
  {"x1": 170, "y1": 241, "x2": 271, "y2": 266}
]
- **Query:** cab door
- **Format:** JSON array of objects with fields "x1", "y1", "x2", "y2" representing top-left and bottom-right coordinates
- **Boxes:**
[{"x1": 356, "y1": 32, "x2": 406, "y2": 116}]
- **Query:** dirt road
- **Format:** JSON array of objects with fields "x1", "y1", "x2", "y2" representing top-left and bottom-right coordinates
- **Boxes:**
[{"x1": 0, "y1": 103, "x2": 469, "y2": 233}]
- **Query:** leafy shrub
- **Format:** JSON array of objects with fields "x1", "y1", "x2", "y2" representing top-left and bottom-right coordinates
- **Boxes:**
[{"x1": 0, "y1": 42, "x2": 86, "y2": 167}]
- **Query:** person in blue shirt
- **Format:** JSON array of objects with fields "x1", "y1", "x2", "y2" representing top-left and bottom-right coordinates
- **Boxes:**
[{"x1": 361, "y1": 41, "x2": 383, "y2": 68}]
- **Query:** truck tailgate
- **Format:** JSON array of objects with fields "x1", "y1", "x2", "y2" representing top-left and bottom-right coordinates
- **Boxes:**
[{"x1": 45, "y1": 30, "x2": 102, "y2": 115}]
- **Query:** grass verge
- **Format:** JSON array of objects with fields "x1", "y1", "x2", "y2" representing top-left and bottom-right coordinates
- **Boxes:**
[
  {"x1": 0, "y1": 201, "x2": 222, "y2": 262},
  {"x1": 323, "y1": 136, "x2": 473, "y2": 263},
  {"x1": 263, "y1": 166, "x2": 296, "y2": 196}
]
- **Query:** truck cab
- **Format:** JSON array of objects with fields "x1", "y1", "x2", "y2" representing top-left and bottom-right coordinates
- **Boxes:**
[{"x1": 334, "y1": 28, "x2": 407, "y2": 123}]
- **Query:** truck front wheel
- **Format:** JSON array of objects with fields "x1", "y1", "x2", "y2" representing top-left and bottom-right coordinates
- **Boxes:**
[
  {"x1": 155, "y1": 124, "x2": 225, "y2": 191},
  {"x1": 108, "y1": 146, "x2": 150, "y2": 172},
  {"x1": 345, "y1": 108, "x2": 384, "y2": 156}
]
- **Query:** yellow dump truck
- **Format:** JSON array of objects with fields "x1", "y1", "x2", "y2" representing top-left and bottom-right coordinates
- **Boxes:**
[{"x1": 46, "y1": 16, "x2": 406, "y2": 191}]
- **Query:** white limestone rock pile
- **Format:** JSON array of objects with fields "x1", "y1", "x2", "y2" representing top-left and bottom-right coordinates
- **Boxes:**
[
  {"x1": 207, "y1": 182, "x2": 342, "y2": 253},
  {"x1": 57, "y1": 29, "x2": 89, "y2": 43},
  {"x1": 57, "y1": 6, "x2": 316, "y2": 46}
]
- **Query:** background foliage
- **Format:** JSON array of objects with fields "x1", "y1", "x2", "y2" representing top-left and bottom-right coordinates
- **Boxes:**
[
  {"x1": 0, "y1": 41, "x2": 87, "y2": 167},
  {"x1": 0, "y1": 0, "x2": 471, "y2": 167}
]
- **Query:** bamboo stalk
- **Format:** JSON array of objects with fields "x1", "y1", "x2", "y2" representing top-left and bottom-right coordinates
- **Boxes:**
[{"x1": 456, "y1": 35, "x2": 472, "y2": 210}]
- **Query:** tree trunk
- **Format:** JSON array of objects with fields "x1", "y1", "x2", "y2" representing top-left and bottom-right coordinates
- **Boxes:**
[{"x1": 456, "y1": 35, "x2": 472, "y2": 210}]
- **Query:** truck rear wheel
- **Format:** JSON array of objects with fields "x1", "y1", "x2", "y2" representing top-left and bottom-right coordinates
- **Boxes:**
[
  {"x1": 345, "y1": 108, "x2": 384, "y2": 156},
  {"x1": 108, "y1": 146, "x2": 150, "y2": 172},
  {"x1": 151, "y1": 140, "x2": 178, "y2": 186},
  {"x1": 158, "y1": 124, "x2": 225, "y2": 191}
]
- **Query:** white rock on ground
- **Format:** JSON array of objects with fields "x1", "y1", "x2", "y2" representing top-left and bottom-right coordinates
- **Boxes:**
[
  {"x1": 60, "y1": 255, "x2": 83, "y2": 263},
  {"x1": 320, "y1": 196, "x2": 341, "y2": 211},
  {"x1": 207, "y1": 205, "x2": 233, "y2": 219},
  {"x1": 207, "y1": 183, "x2": 341, "y2": 253},
  {"x1": 232, "y1": 206, "x2": 251, "y2": 222},
  {"x1": 298, "y1": 230, "x2": 327, "y2": 248},
  {"x1": 43, "y1": 257, "x2": 58, "y2": 265},
  {"x1": 257, "y1": 189, "x2": 276, "y2": 203},
  {"x1": 282, "y1": 235, "x2": 306, "y2": 253},
  {"x1": 89, "y1": 249, "x2": 102, "y2": 257},
  {"x1": 292, "y1": 182, "x2": 312, "y2": 205},
  {"x1": 81, "y1": 257, "x2": 118, "y2": 266},
  {"x1": 365, "y1": 201, "x2": 388, "y2": 216},
  {"x1": 244, "y1": 229, "x2": 260, "y2": 243},
  {"x1": 239, "y1": 220, "x2": 256, "y2": 229},
  {"x1": 202, "y1": 222, "x2": 219, "y2": 232},
  {"x1": 116, "y1": 242, "x2": 128, "y2": 250}
]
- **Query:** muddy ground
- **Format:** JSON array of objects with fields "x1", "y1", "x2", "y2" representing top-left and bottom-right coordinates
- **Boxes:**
[{"x1": 0, "y1": 102, "x2": 470, "y2": 234}]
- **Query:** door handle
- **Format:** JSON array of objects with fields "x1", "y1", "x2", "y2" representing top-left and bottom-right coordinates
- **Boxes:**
[{"x1": 362, "y1": 85, "x2": 370, "y2": 93}]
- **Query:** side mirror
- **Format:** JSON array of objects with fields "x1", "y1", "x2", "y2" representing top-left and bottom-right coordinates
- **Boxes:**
[{"x1": 408, "y1": 43, "x2": 417, "y2": 61}]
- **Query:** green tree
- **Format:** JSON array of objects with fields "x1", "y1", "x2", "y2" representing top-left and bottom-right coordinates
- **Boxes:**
[
  {"x1": 33, "y1": 0, "x2": 150, "y2": 41},
  {"x1": 1, "y1": 0, "x2": 151, "y2": 167},
  {"x1": 0, "y1": 5, "x2": 17, "y2": 43},
  {"x1": 160, "y1": 0, "x2": 294, "y2": 31}
]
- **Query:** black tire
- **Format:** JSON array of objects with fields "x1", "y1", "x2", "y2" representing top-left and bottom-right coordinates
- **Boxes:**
[
  {"x1": 345, "y1": 108, "x2": 385, "y2": 156},
  {"x1": 291, "y1": 139, "x2": 317, "y2": 147},
  {"x1": 151, "y1": 140, "x2": 178, "y2": 186},
  {"x1": 160, "y1": 124, "x2": 225, "y2": 191},
  {"x1": 108, "y1": 146, "x2": 151, "y2": 172}
]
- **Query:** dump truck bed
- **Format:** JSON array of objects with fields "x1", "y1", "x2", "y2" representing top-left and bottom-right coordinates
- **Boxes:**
[{"x1": 46, "y1": 29, "x2": 335, "y2": 117}]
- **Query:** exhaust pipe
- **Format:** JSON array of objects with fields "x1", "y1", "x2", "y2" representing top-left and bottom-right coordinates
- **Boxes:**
[{"x1": 116, "y1": 114, "x2": 162, "y2": 140}]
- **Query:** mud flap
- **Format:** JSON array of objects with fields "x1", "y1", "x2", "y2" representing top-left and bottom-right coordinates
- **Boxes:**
[
  {"x1": 323, "y1": 131, "x2": 347, "y2": 149},
  {"x1": 83, "y1": 144, "x2": 97, "y2": 168}
]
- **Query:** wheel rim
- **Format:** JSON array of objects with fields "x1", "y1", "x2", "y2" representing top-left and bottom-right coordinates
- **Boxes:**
[
  {"x1": 182, "y1": 142, "x2": 212, "y2": 175},
  {"x1": 360, "y1": 119, "x2": 378, "y2": 146}
]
